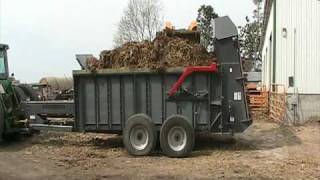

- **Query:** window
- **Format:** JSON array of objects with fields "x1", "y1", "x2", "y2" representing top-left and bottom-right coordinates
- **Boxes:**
[{"x1": 0, "y1": 51, "x2": 6, "y2": 74}]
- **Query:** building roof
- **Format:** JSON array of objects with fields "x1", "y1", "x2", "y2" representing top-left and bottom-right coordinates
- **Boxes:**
[
  {"x1": 244, "y1": 72, "x2": 262, "y2": 82},
  {"x1": 260, "y1": 0, "x2": 273, "y2": 51}
]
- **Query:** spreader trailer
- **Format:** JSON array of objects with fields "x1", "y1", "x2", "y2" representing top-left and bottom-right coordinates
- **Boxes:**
[{"x1": 72, "y1": 16, "x2": 252, "y2": 157}]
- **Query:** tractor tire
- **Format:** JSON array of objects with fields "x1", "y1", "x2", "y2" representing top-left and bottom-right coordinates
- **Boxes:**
[
  {"x1": 123, "y1": 114, "x2": 157, "y2": 156},
  {"x1": 160, "y1": 115, "x2": 195, "y2": 158},
  {"x1": 0, "y1": 105, "x2": 4, "y2": 141},
  {"x1": 18, "y1": 84, "x2": 39, "y2": 101},
  {"x1": 14, "y1": 86, "x2": 28, "y2": 102},
  {"x1": 13, "y1": 86, "x2": 29, "y2": 120}
]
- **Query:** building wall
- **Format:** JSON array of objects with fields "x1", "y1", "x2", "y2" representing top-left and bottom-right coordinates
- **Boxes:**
[
  {"x1": 287, "y1": 94, "x2": 320, "y2": 122},
  {"x1": 261, "y1": 4, "x2": 274, "y2": 90},
  {"x1": 261, "y1": 0, "x2": 320, "y2": 122},
  {"x1": 262, "y1": 0, "x2": 320, "y2": 94},
  {"x1": 275, "y1": 0, "x2": 320, "y2": 94}
]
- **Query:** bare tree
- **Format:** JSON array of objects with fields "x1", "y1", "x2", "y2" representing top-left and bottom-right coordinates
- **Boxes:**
[{"x1": 114, "y1": 0, "x2": 163, "y2": 46}]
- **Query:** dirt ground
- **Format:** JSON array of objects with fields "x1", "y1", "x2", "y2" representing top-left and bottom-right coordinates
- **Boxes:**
[{"x1": 0, "y1": 119, "x2": 319, "y2": 180}]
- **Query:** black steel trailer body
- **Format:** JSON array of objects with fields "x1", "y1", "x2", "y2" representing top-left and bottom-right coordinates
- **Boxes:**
[{"x1": 73, "y1": 16, "x2": 252, "y2": 157}]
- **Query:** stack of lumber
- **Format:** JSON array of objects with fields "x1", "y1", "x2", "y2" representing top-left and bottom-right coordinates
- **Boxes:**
[{"x1": 246, "y1": 84, "x2": 268, "y2": 116}]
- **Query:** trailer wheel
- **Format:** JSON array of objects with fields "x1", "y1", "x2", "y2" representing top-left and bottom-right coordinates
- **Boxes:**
[
  {"x1": 160, "y1": 115, "x2": 194, "y2": 158},
  {"x1": 123, "y1": 114, "x2": 157, "y2": 156}
]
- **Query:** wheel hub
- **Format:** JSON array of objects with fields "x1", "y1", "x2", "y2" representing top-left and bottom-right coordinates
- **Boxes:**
[
  {"x1": 129, "y1": 125, "x2": 149, "y2": 151},
  {"x1": 167, "y1": 126, "x2": 187, "y2": 152}
]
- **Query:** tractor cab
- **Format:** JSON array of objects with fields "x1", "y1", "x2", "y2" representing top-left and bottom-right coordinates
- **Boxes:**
[
  {"x1": 0, "y1": 44, "x2": 9, "y2": 80},
  {"x1": 0, "y1": 44, "x2": 30, "y2": 140}
]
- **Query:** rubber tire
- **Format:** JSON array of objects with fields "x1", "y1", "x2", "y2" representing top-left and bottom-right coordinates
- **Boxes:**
[
  {"x1": 14, "y1": 86, "x2": 28, "y2": 102},
  {"x1": 0, "y1": 104, "x2": 4, "y2": 141},
  {"x1": 123, "y1": 114, "x2": 157, "y2": 156},
  {"x1": 160, "y1": 115, "x2": 195, "y2": 158},
  {"x1": 18, "y1": 84, "x2": 39, "y2": 101}
]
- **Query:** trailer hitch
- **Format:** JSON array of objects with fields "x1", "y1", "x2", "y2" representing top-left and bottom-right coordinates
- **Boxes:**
[{"x1": 168, "y1": 63, "x2": 217, "y2": 97}]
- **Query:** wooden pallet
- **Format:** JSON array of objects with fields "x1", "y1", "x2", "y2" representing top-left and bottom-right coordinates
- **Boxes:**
[
  {"x1": 246, "y1": 85, "x2": 268, "y2": 117},
  {"x1": 269, "y1": 84, "x2": 286, "y2": 122}
]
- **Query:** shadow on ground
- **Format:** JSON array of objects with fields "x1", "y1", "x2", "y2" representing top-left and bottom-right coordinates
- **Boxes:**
[
  {"x1": 31, "y1": 132, "x2": 124, "y2": 148},
  {"x1": 0, "y1": 134, "x2": 35, "y2": 152},
  {"x1": 0, "y1": 122, "x2": 302, "y2": 157}
]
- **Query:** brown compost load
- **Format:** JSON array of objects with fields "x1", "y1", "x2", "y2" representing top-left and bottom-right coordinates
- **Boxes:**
[{"x1": 86, "y1": 31, "x2": 215, "y2": 71}]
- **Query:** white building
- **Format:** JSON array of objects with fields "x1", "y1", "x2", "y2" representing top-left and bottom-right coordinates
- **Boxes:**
[{"x1": 261, "y1": 0, "x2": 320, "y2": 122}]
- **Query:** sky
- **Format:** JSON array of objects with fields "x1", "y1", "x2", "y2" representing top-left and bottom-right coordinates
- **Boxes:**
[{"x1": 0, "y1": 0, "x2": 255, "y2": 83}]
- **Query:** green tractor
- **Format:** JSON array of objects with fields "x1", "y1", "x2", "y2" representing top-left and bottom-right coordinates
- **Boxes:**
[{"x1": 0, "y1": 44, "x2": 36, "y2": 141}]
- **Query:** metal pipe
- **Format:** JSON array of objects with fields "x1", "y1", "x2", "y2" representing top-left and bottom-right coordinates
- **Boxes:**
[
  {"x1": 293, "y1": 28, "x2": 297, "y2": 124},
  {"x1": 294, "y1": 28, "x2": 297, "y2": 90}
]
